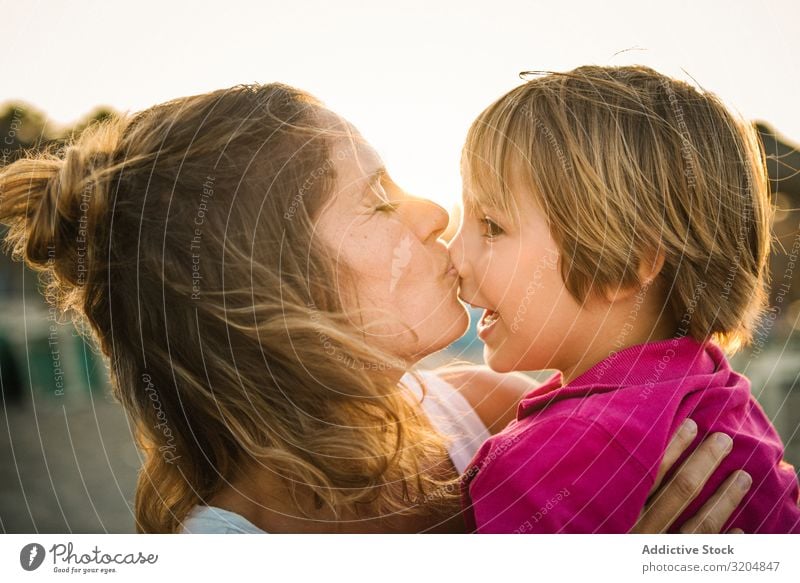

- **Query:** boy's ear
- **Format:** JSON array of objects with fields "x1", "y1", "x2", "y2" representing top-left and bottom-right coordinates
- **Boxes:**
[
  {"x1": 603, "y1": 250, "x2": 667, "y2": 303},
  {"x1": 637, "y1": 249, "x2": 666, "y2": 287}
]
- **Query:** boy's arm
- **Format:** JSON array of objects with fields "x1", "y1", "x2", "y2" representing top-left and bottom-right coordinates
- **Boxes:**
[
  {"x1": 437, "y1": 365, "x2": 542, "y2": 434},
  {"x1": 466, "y1": 415, "x2": 653, "y2": 533}
]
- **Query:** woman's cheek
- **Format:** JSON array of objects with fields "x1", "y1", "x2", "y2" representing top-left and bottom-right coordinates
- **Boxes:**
[
  {"x1": 342, "y1": 227, "x2": 396, "y2": 278},
  {"x1": 382, "y1": 232, "x2": 411, "y2": 294},
  {"x1": 388, "y1": 233, "x2": 436, "y2": 293}
]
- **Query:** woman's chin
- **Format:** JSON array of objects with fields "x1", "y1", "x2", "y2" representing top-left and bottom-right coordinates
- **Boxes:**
[{"x1": 418, "y1": 303, "x2": 470, "y2": 359}]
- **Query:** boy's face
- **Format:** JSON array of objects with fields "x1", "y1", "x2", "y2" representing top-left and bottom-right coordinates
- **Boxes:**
[{"x1": 448, "y1": 171, "x2": 601, "y2": 375}]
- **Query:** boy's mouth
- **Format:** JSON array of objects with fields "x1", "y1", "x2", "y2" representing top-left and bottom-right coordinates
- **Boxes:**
[
  {"x1": 477, "y1": 308, "x2": 500, "y2": 339},
  {"x1": 458, "y1": 296, "x2": 502, "y2": 338}
]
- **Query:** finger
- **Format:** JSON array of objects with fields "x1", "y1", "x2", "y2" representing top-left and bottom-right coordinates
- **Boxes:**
[
  {"x1": 651, "y1": 418, "x2": 698, "y2": 494},
  {"x1": 728, "y1": 528, "x2": 745, "y2": 534},
  {"x1": 637, "y1": 432, "x2": 733, "y2": 532},
  {"x1": 679, "y1": 470, "x2": 752, "y2": 534}
]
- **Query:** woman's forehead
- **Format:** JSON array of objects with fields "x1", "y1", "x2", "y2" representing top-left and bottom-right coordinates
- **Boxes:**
[
  {"x1": 319, "y1": 111, "x2": 382, "y2": 164},
  {"x1": 330, "y1": 134, "x2": 384, "y2": 189},
  {"x1": 315, "y1": 135, "x2": 386, "y2": 227},
  {"x1": 315, "y1": 111, "x2": 386, "y2": 203}
]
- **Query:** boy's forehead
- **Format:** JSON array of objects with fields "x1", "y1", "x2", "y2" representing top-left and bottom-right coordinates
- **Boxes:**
[
  {"x1": 464, "y1": 164, "x2": 550, "y2": 230},
  {"x1": 462, "y1": 154, "x2": 520, "y2": 201}
]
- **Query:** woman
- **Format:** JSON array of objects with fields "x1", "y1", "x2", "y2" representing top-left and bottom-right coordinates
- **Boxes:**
[{"x1": 0, "y1": 83, "x2": 751, "y2": 533}]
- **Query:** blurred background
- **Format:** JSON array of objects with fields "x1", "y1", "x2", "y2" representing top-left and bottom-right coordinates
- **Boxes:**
[{"x1": 1, "y1": 0, "x2": 798, "y2": 533}]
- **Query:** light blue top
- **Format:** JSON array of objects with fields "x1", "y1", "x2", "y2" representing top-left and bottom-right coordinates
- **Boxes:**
[{"x1": 181, "y1": 505, "x2": 267, "y2": 534}]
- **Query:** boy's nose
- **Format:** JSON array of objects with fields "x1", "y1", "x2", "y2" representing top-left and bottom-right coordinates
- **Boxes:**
[{"x1": 447, "y1": 226, "x2": 467, "y2": 279}]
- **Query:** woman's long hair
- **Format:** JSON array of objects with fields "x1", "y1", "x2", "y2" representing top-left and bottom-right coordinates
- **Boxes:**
[{"x1": 0, "y1": 84, "x2": 457, "y2": 532}]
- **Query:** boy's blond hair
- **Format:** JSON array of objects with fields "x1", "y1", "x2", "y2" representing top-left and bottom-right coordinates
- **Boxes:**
[{"x1": 462, "y1": 65, "x2": 772, "y2": 352}]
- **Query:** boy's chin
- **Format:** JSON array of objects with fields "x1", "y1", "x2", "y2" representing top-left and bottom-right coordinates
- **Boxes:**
[
  {"x1": 483, "y1": 342, "x2": 549, "y2": 373},
  {"x1": 483, "y1": 345, "x2": 517, "y2": 373}
]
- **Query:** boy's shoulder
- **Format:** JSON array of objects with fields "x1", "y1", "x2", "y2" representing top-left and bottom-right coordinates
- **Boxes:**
[
  {"x1": 469, "y1": 408, "x2": 651, "y2": 481},
  {"x1": 474, "y1": 343, "x2": 755, "y2": 476},
  {"x1": 519, "y1": 339, "x2": 751, "y2": 428}
]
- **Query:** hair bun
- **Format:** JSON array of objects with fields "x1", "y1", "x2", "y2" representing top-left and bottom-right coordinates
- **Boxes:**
[{"x1": 0, "y1": 118, "x2": 124, "y2": 309}]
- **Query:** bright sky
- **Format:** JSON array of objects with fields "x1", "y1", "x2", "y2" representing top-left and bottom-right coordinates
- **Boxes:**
[{"x1": 2, "y1": 0, "x2": 797, "y2": 210}]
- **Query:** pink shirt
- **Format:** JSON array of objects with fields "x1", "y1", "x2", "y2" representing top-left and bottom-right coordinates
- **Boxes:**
[{"x1": 461, "y1": 337, "x2": 800, "y2": 533}]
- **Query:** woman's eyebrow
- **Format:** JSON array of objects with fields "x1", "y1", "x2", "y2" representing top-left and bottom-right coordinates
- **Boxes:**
[{"x1": 361, "y1": 167, "x2": 387, "y2": 196}]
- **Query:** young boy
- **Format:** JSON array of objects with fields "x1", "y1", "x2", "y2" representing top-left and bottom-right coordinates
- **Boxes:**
[{"x1": 450, "y1": 65, "x2": 800, "y2": 533}]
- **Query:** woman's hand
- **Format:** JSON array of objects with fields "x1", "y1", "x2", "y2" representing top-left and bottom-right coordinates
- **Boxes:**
[{"x1": 632, "y1": 418, "x2": 752, "y2": 533}]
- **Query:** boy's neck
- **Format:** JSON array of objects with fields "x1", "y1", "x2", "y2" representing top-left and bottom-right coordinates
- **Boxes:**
[{"x1": 560, "y1": 292, "x2": 679, "y2": 385}]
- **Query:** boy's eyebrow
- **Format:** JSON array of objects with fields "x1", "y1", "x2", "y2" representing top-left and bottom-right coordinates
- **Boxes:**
[
  {"x1": 471, "y1": 200, "x2": 503, "y2": 216},
  {"x1": 475, "y1": 201, "x2": 516, "y2": 226}
]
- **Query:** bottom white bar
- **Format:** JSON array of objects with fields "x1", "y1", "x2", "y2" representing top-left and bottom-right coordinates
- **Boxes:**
[{"x1": 1, "y1": 534, "x2": 797, "y2": 582}]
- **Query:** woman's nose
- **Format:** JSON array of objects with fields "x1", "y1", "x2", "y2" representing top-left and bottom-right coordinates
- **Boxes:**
[{"x1": 405, "y1": 197, "x2": 449, "y2": 244}]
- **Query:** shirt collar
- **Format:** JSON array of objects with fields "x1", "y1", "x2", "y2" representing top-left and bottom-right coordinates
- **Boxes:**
[{"x1": 516, "y1": 336, "x2": 724, "y2": 421}]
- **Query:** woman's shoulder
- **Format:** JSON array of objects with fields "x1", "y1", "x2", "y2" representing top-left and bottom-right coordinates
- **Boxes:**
[{"x1": 180, "y1": 505, "x2": 268, "y2": 534}]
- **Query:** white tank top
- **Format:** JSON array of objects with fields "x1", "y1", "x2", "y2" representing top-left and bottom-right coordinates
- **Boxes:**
[
  {"x1": 401, "y1": 369, "x2": 491, "y2": 475},
  {"x1": 181, "y1": 369, "x2": 490, "y2": 534}
]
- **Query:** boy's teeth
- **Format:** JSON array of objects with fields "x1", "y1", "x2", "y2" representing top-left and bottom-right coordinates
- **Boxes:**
[{"x1": 482, "y1": 310, "x2": 499, "y2": 325}]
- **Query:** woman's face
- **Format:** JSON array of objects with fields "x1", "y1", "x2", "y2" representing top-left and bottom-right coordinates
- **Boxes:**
[{"x1": 314, "y1": 122, "x2": 469, "y2": 364}]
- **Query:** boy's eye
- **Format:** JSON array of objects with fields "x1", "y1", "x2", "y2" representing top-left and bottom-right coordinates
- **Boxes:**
[{"x1": 479, "y1": 216, "x2": 504, "y2": 239}]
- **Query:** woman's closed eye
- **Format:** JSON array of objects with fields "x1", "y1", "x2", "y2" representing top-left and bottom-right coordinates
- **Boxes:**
[
  {"x1": 375, "y1": 200, "x2": 400, "y2": 213},
  {"x1": 370, "y1": 177, "x2": 401, "y2": 214}
]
